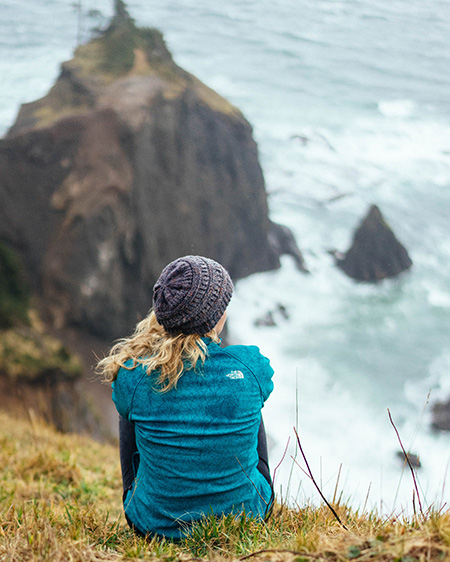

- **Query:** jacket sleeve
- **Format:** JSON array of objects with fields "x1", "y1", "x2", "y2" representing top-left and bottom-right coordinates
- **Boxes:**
[
  {"x1": 253, "y1": 347, "x2": 274, "y2": 402},
  {"x1": 111, "y1": 364, "x2": 139, "y2": 420}
]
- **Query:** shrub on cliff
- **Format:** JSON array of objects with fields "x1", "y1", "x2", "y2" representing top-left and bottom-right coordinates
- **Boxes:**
[
  {"x1": 0, "y1": 241, "x2": 30, "y2": 329},
  {"x1": 69, "y1": 0, "x2": 175, "y2": 83}
]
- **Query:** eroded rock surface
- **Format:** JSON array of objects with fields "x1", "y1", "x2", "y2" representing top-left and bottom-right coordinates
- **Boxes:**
[{"x1": 0, "y1": 4, "x2": 302, "y2": 338}]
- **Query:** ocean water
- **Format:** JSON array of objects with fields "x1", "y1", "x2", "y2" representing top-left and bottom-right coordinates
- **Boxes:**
[{"x1": 2, "y1": 0, "x2": 450, "y2": 514}]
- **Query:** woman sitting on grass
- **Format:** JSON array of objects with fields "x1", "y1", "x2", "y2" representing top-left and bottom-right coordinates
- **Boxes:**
[{"x1": 97, "y1": 255, "x2": 274, "y2": 540}]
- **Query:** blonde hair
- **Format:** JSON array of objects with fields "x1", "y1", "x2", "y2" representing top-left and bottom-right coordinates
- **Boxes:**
[{"x1": 97, "y1": 310, "x2": 221, "y2": 392}]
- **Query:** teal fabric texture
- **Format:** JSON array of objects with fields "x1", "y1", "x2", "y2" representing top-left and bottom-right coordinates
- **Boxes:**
[{"x1": 112, "y1": 338, "x2": 274, "y2": 539}]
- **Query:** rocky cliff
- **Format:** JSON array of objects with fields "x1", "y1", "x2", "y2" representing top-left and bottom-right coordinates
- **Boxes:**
[
  {"x1": 0, "y1": 2, "x2": 302, "y2": 340},
  {"x1": 0, "y1": 240, "x2": 105, "y2": 436}
]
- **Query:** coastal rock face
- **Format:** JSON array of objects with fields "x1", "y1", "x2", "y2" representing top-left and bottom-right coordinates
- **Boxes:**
[
  {"x1": 431, "y1": 400, "x2": 450, "y2": 432},
  {"x1": 0, "y1": 372, "x2": 108, "y2": 438},
  {"x1": 0, "y1": 6, "x2": 299, "y2": 338},
  {"x1": 334, "y1": 205, "x2": 413, "y2": 282}
]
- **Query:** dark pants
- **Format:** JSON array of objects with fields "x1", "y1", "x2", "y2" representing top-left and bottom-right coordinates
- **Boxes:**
[{"x1": 119, "y1": 415, "x2": 273, "y2": 492}]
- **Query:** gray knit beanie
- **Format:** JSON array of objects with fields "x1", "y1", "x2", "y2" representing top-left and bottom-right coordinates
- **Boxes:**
[{"x1": 153, "y1": 255, "x2": 233, "y2": 335}]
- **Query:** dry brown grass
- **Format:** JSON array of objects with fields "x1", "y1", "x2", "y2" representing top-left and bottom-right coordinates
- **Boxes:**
[{"x1": 0, "y1": 411, "x2": 449, "y2": 561}]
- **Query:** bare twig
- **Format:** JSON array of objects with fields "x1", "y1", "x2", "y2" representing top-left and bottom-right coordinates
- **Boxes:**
[
  {"x1": 272, "y1": 436, "x2": 290, "y2": 487},
  {"x1": 293, "y1": 427, "x2": 348, "y2": 530},
  {"x1": 387, "y1": 408, "x2": 424, "y2": 517},
  {"x1": 437, "y1": 502, "x2": 448, "y2": 516},
  {"x1": 332, "y1": 463, "x2": 343, "y2": 504},
  {"x1": 235, "y1": 457, "x2": 268, "y2": 506},
  {"x1": 362, "y1": 482, "x2": 372, "y2": 514}
]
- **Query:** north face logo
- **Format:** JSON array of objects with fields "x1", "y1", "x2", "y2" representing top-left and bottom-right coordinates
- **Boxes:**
[{"x1": 226, "y1": 370, "x2": 244, "y2": 379}]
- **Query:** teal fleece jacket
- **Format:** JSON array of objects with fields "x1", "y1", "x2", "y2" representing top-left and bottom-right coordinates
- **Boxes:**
[{"x1": 112, "y1": 338, "x2": 274, "y2": 539}]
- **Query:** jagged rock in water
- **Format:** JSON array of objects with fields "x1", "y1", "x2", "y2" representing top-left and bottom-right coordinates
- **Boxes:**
[
  {"x1": 268, "y1": 223, "x2": 309, "y2": 273},
  {"x1": 0, "y1": 3, "x2": 304, "y2": 339},
  {"x1": 254, "y1": 304, "x2": 289, "y2": 328},
  {"x1": 254, "y1": 311, "x2": 276, "y2": 327},
  {"x1": 396, "y1": 451, "x2": 421, "y2": 469},
  {"x1": 334, "y1": 205, "x2": 412, "y2": 282},
  {"x1": 431, "y1": 399, "x2": 450, "y2": 431}
]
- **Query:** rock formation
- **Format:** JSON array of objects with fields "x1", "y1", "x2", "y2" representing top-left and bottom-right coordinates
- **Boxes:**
[
  {"x1": 0, "y1": 241, "x2": 104, "y2": 436},
  {"x1": 431, "y1": 399, "x2": 450, "y2": 432},
  {"x1": 0, "y1": 2, "x2": 304, "y2": 339},
  {"x1": 268, "y1": 223, "x2": 308, "y2": 273},
  {"x1": 396, "y1": 450, "x2": 421, "y2": 469},
  {"x1": 333, "y1": 205, "x2": 413, "y2": 282},
  {"x1": 0, "y1": 368, "x2": 109, "y2": 438},
  {"x1": 254, "y1": 304, "x2": 289, "y2": 328}
]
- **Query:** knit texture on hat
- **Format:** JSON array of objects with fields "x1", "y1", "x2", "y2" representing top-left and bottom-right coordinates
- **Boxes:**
[{"x1": 153, "y1": 256, "x2": 233, "y2": 335}]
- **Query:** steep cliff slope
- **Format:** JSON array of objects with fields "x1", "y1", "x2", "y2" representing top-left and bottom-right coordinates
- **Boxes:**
[
  {"x1": 0, "y1": 241, "x2": 106, "y2": 436},
  {"x1": 0, "y1": 2, "x2": 302, "y2": 339}
]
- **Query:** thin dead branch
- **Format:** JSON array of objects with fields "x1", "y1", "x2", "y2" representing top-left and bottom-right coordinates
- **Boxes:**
[
  {"x1": 293, "y1": 427, "x2": 348, "y2": 530},
  {"x1": 387, "y1": 408, "x2": 424, "y2": 517},
  {"x1": 272, "y1": 436, "x2": 290, "y2": 486}
]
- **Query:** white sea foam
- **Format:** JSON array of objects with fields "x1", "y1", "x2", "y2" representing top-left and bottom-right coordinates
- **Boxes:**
[
  {"x1": 229, "y1": 267, "x2": 450, "y2": 513},
  {"x1": 378, "y1": 99, "x2": 417, "y2": 119},
  {"x1": 427, "y1": 289, "x2": 450, "y2": 309}
]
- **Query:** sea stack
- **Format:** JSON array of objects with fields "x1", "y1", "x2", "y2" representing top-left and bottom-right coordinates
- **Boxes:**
[
  {"x1": 431, "y1": 399, "x2": 450, "y2": 432},
  {"x1": 334, "y1": 205, "x2": 413, "y2": 282},
  {"x1": 0, "y1": 1, "x2": 302, "y2": 338}
]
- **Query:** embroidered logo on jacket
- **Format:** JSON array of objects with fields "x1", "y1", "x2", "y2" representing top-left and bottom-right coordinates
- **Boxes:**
[{"x1": 226, "y1": 370, "x2": 244, "y2": 379}]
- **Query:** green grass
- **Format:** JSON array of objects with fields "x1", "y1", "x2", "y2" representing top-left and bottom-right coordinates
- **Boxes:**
[{"x1": 1, "y1": 411, "x2": 450, "y2": 561}]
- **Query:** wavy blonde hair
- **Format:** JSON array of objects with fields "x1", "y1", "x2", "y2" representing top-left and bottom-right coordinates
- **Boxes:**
[{"x1": 96, "y1": 310, "x2": 221, "y2": 392}]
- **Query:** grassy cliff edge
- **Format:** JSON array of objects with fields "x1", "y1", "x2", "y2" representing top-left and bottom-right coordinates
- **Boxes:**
[{"x1": 1, "y1": 411, "x2": 449, "y2": 561}]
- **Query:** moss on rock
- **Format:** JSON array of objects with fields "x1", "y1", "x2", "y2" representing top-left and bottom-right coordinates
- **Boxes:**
[
  {"x1": 0, "y1": 242, "x2": 82, "y2": 382},
  {"x1": 69, "y1": 1, "x2": 175, "y2": 82},
  {"x1": 0, "y1": 241, "x2": 30, "y2": 329}
]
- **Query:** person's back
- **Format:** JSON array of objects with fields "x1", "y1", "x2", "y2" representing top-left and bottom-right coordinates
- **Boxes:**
[{"x1": 98, "y1": 256, "x2": 274, "y2": 539}]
